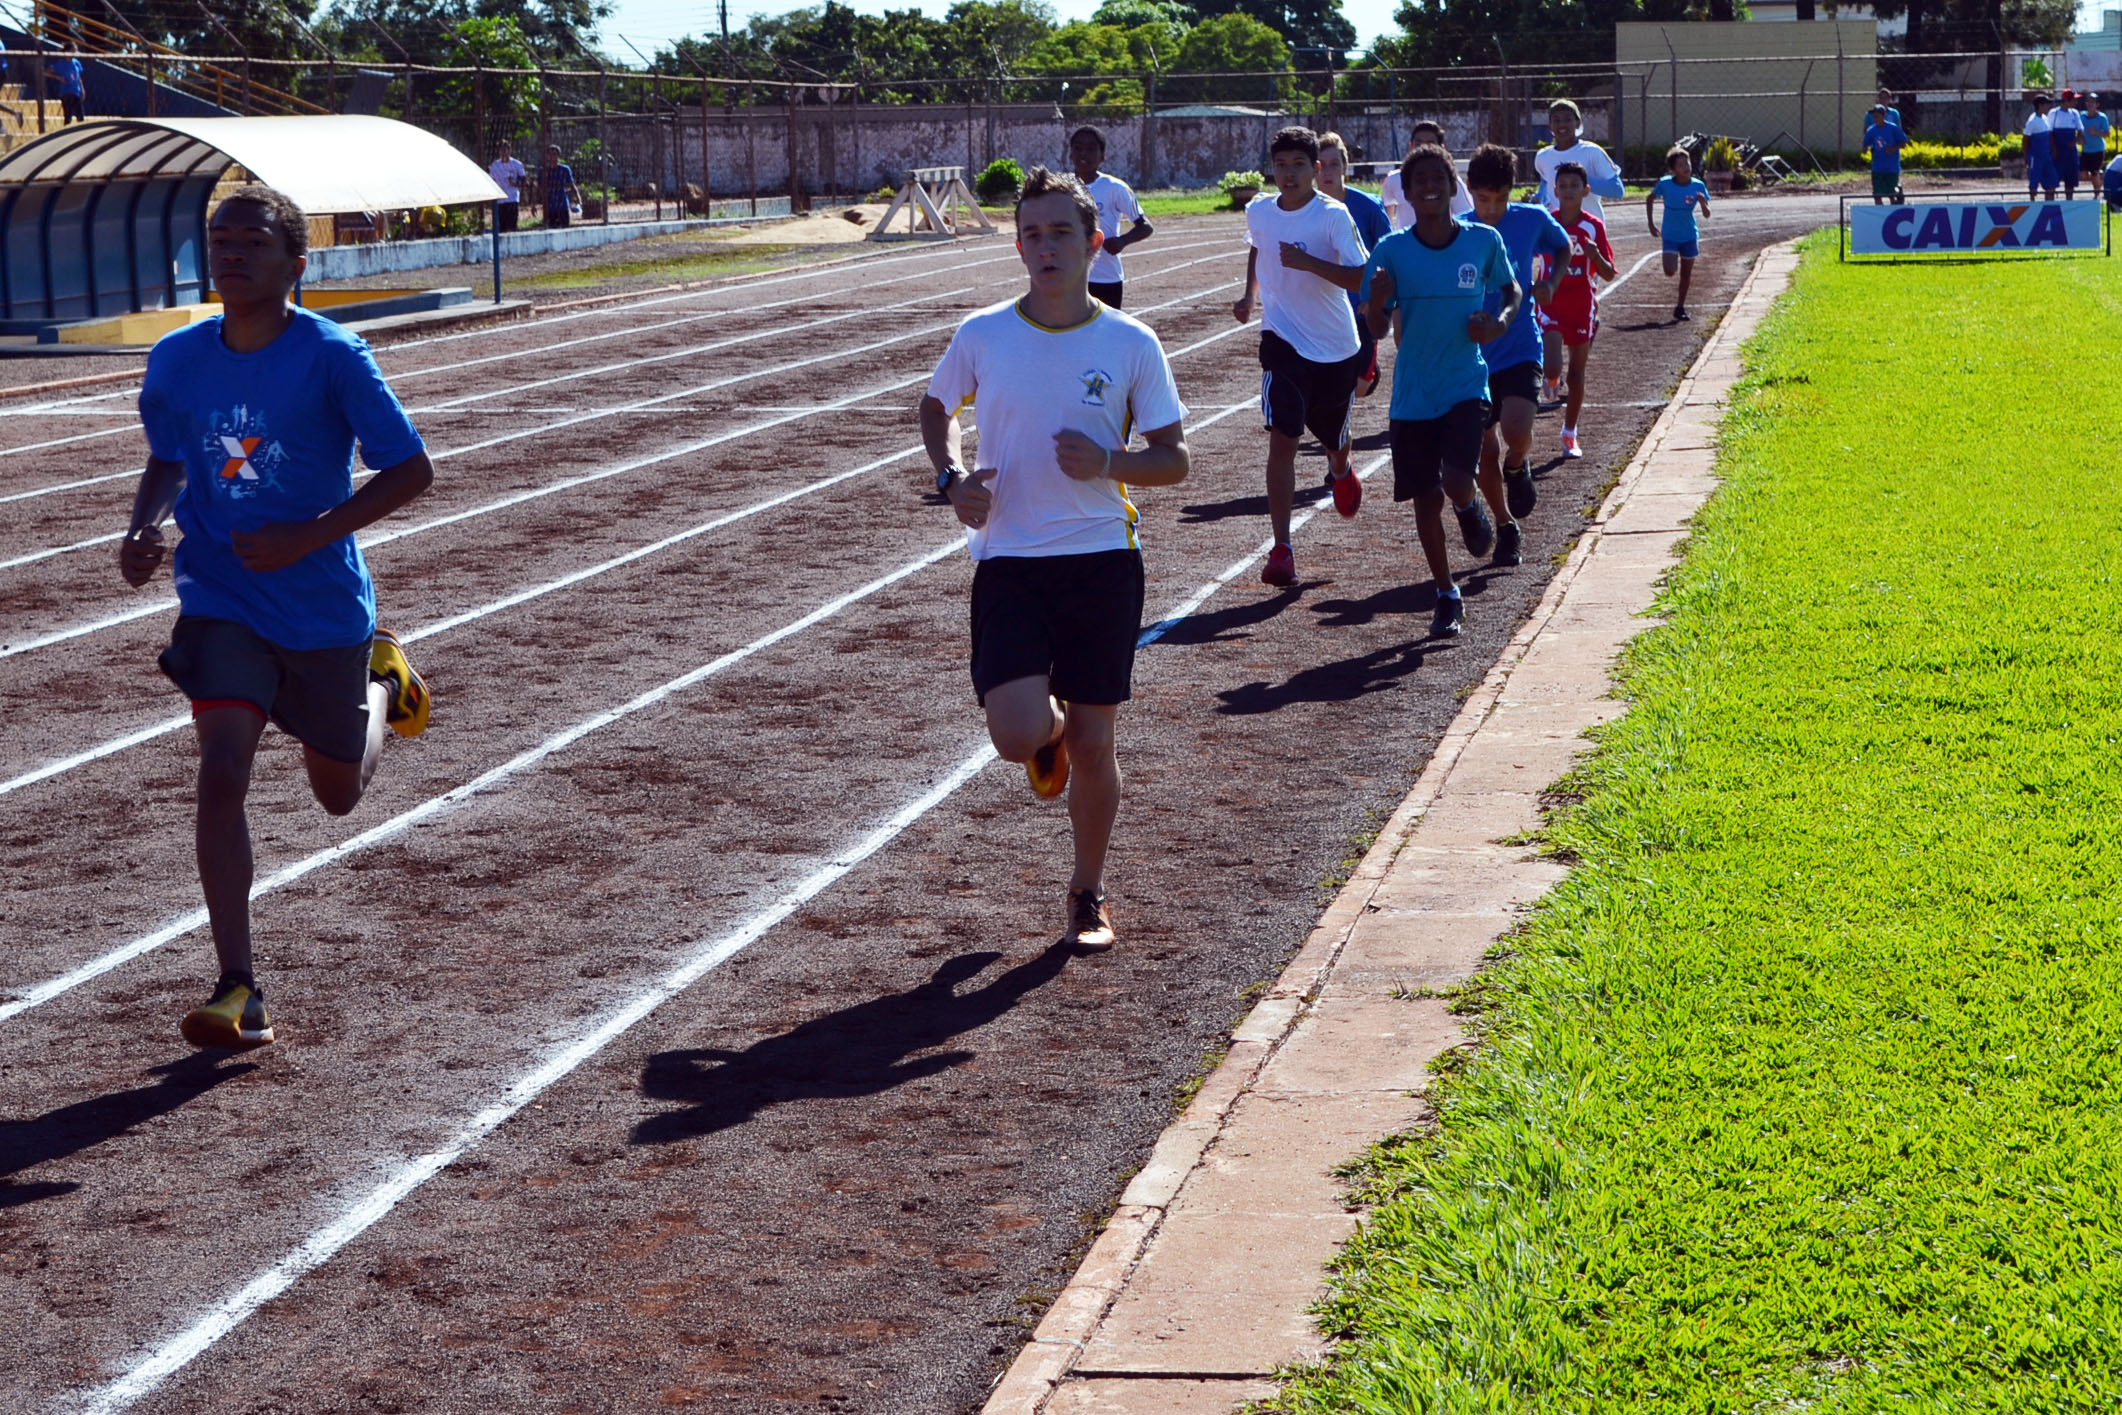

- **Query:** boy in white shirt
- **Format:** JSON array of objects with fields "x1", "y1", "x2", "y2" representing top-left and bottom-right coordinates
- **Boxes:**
[
  {"x1": 1381, "y1": 120, "x2": 1475, "y2": 228},
  {"x1": 1233, "y1": 126, "x2": 1371, "y2": 587},
  {"x1": 1532, "y1": 99, "x2": 1625, "y2": 402},
  {"x1": 488, "y1": 139, "x2": 527, "y2": 233},
  {"x1": 920, "y1": 167, "x2": 1191, "y2": 951},
  {"x1": 1069, "y1": 125, "x2": 1155, "y2": 308}
]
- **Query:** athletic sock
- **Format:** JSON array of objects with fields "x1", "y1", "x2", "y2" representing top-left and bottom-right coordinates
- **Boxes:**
[
  {"x1": 1438, "y1": 583, "x2": 1461, "y2": 600},
  {"x1": 1562, "y1": 424, "x2": 1577, "y2": 437}
]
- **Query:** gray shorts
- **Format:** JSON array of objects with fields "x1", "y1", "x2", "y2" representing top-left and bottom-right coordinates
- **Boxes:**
[{"x1": 158, "y1": 616, "x2": 374, "y2": 764}]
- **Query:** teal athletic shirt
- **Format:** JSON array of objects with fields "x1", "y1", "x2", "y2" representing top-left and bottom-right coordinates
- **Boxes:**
[
  {"x1": 1358, "y1": 220, "x2": 1515, "y2": 423},
  {"x1": 1652, "y1": 175, "x2": 1710, "y2": 242},
  {"x1": 138, "y1": 307, "x2": 425, "y2": 650},
  {"x1": 2086, "y1": 111, "x2": 2111, "y2": 155}
]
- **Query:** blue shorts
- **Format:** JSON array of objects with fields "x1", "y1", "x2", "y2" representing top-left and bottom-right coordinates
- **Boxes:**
[{"x1": 1663, "y1": 236, "x2": 1699, "y2": 260}]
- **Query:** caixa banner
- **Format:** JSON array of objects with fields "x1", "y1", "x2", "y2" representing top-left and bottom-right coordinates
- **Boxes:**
[{"x1": 1849, "y1": 199, "x2": 2104, "y2": 256}]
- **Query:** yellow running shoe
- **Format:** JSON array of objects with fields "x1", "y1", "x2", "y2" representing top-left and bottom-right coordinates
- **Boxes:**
[
  {"x1": 370, "y1": 628, "x2": 430, "y2": 738},
  {"x1": 180, "y1": 977, "x2": 275, "y2": 1049},
  {"x1": 1025, "y1": 704, "x2": 1068, "y2": 799}
]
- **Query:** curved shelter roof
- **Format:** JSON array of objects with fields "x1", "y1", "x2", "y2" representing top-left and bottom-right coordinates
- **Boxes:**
[{"x1": 0, "y1": 116, "x2": 505, "y2": 324}]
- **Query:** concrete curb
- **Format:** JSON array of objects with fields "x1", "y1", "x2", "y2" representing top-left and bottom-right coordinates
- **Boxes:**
[{"x1": 983, "y1": 237, "x2": 1807, "y2": 1415}]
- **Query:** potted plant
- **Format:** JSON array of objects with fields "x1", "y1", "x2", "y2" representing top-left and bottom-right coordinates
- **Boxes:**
[
  {"x1": 1220, "y1": 169, "x2": 1264, "y2": 208},
  {"x1": 1701, "y1": 137, "x2": 1738, "y2": 194}
]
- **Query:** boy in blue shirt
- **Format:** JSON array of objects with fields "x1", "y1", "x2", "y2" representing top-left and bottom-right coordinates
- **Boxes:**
[
  {"x1": 1864, "y1": 104, "x2": 1908, "y2": 205},
  {"x1": 1360, "y1": 145, "x2": 1520, "y2": 640},
  {"x1": 1317, "y1": 131, "x2": 1392, "y2": 404},
  {"x1": 1648, "y1": 146, "x2": 1711, "y2": 322},
  {"x1": 118, "y1": 186, "x2": 436, "y2": 1050},
  {"x1": 1465, "y1": 143, "x2": 1571, "y2": 565}
]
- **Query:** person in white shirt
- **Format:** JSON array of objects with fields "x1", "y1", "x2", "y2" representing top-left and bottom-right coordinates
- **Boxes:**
[
  {"x1": 1381, "y1": 120, "x2": 1474, "y2": 228},
  {"x1": 2025, "y1": 93, "x2": 2060, "y2": 199},
  {"x1": 920, "y1": 166, "x2": 1191, "y2": 951},
  {"x1": 488, "y1": 140, "x2": 528, "y2": 233},
  {"x1": 1234, "y1": 126, "x2": 1372, "y2": 587},
  {"x1": 2051, "y1": 90, "x2": 2085, "y2": 198},
  {"x1": 1532, "y1": 99, "x2": 1626, "y2": 402},
  {"x1": 1068, "y1": 125, "x2": 1155, "y2": 308}
]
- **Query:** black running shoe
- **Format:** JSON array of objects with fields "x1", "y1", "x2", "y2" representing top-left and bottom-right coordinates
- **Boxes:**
[
  {"x1": 1429, "y1": 592, "x2": 1465, "y2": 638},
  {"x1": 1455, "y1": 499, "x2": 1494, "y2": 558},
  {"x1": 1066, "y1": 889, "x2": 1116, "y2": 950},
  {"x1": 1492, "y1": 520, "x2": 1522, "y2": 567},
  {"x1": 1504, "y1": 464, "x2": 1537, "y2": 520},
  {"x1": 1673, "y1": 307, "x2": 1691, "y2": 322}
]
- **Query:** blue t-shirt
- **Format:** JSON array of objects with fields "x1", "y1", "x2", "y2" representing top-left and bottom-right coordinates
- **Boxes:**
[
  {"x1": 545, "y1": 163, "x2": 575, "y2": 212},
  {"x1": 50, "y1": 58, "x2": 82, "y2": 96},
  {"x1": 1864, "y1": 120, "x2": 1909, "y2": 173},
  {"x1": 2085, "y1": 111, "x2": 2111, "y2": 154},
  {"x1": 1653, "y1": 176, "x2": 1709, "y2": 242},
  {"x1": 1340, "y1": 186, "x2": 1392, "y2": 320},
  {"x1": 1359, "y1": 221, "x2": 1515, "y2": 423},
  {"x1": 139, "y1": 307, "x2": 424, "y2": 650},
  {"x1": 1475, "y1": 202, "x2": 1572, "y2": 372}
]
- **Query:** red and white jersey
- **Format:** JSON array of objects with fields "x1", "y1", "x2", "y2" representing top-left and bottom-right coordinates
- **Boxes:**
[{"x1": 1547, "y1": 210, "x2": 1614, "y2": 305}]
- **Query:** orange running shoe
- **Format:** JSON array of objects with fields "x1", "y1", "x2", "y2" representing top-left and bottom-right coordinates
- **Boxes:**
[{"x1": 1026, "y1": 707, "x2": 1069, "y2": 799}]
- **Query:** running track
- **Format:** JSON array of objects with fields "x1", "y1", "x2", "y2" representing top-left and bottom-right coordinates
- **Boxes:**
[{"x1": 0, "y1": 198, "x2": 1837, "y2": 1413}]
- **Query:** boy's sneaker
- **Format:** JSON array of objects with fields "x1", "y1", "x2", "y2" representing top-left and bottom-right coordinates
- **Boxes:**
[
  {"x1": 1429, "y1": 592, "x2": 1465, "y2": 639},
  {"x1": 1454, "y1": 500, "x2": 1495, "y2": 558},
  {"x1": 1504, "y1": 464, "x2": 1538, "y2": 519},
  {"x1": 1026, "y1": 718, "x2": 1069, "y2": 800},
  {"x1": 369, "y1": 629, "x2": 429, "y2": 739},
  {"x1": 1540, "y1": 380, "x2": 1563, "y2": 408},
  {"x1": 1065, "y1": 889, "x2": 1116, "y2": 950},
  {"x1": 1673, "y1": 307, "x2": 1691, "y2": 322},
  {"x1": 1261, "y1": 542, "x2": 1296, "y2": 588},
  {"x1": 1330, "y1": 468, "x2": 1361, "y2": 518},
  {"x1": 1560, "y1": 429, "x2": 1583, "y2": 460},
  {"x1": 1492, "y1": 520, "x2": 1523, "y2": 567},
  {"x1": 181, "y1": 977, "x2": 274, "y2": 1049}
]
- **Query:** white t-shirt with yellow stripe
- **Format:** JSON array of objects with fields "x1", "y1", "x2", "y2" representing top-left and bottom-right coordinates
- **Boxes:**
[{"x1": 927, "y1": 298, "x2": 1187, "y2": 561}]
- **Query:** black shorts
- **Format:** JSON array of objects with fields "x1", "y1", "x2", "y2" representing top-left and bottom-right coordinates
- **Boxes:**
[
  {"x1": 1259, "y1": 330, "x2": 1363, "y2": 447},
  {"x1": 496, "y1": 201, "x2": 520, "y2": 233},
  {"x1": 2084, "y1": 150, "x2": 2108, "y2": 177},
  {"x1": 59, "y1": 92, "x2": 83, "y2": 122},
  {"x1": 969, "y1": 550, "x2": 1145, "y2": 707},
  {"x1": 1486, "y1": 360, "x2": 1542, "y2": 425},
  {"x1": 1390, "y1": 401, "x2": 1488, "y2": 500},
  {"x1": 1088, "y1": 280, "x2": 1124, "y2": 308},
  {"x1": 546, "y1": 205, "x2": 571, "y2": 228},
  {"x1": 159, "y1": 616, "x2": 375, "y2": 764}
]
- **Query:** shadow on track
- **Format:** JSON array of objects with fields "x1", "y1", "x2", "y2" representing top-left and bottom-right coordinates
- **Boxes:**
[
  {"x1": 631, "y1": 943, "x2": 1079, "y2": 1145},
  {"x1": 0, "y1": 1054, "x2": 258, "y2": 1209},
  {"x1": 1149, "y1": 587, "x2": 1314, "y2": 648},
  {"x1": 1212, "y1": 632, "x2": 1456, "y2": 715},
  {"x1": 1177, "y1": 486, "x2": 1331, "y2": 524}
]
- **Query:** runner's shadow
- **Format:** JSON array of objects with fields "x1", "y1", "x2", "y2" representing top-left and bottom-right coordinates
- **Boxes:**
[
  {"x1": 631, "y1": 944, "x2": 1077, "y2": 1146},
  {"x1": 1214, "y1": 636, "x2": 1451, "y2": 714},
  {"x1": 1610, "y1": 319, "x2": 1675, "y2": 332},
  {"x1": 0, "y1": 1053, "x2": 258, "y2": 1209},
  {"x1": 1177, "y1": 487, "x2": 1330, "y2": 524},
  {"x1": 1149, "y1": 587, "x2": 1313, "y2": 646}
]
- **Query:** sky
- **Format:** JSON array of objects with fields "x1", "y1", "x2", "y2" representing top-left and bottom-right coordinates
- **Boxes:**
[{"x1": 590, "y1": 0, "x2": 2115, "y2": 62}]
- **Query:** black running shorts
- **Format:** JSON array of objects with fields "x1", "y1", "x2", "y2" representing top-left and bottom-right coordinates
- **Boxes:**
[
  {"x1": 159, "y1": 615, "x2": 375, "y2": 764},
  {"x1": 1259, "y1": 330, "x2": 1363, "y2": 448},
  {"x1": 1390, "y1": 401, "x2": 1488, "y2": 501},
  {"x1": 1088, "y1": 280, "x2": 1124, "y2": 308},
  {"x1": 1486, "y1": 359, "x2": 1542, "y2": 426},
  {"x1": 969, "y1": 550, "x2": 1145, "y2": 707}
]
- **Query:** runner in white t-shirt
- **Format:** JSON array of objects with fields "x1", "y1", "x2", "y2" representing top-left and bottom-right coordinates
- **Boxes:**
[
  {"x1": 1234, "y1": 126, "x2": 1372, "y2": 587},
  {"x1": 921, "y1": 167, "x2": 1190, "y2": 952},
  {"x1": 1068, "y1": 125, "x2": 1155, "y2": 309},
  {"x1": 1531, "y1": 100, "x2": 1625, "y2": 401},
  {"x1": 488, "y1": 139, "x2": 528, "y2": 233},
  {"x1": 1381, "y1": 120, "x2": 1474, "y2": 228}
]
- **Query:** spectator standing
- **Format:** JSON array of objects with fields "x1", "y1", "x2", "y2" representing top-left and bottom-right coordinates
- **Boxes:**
[
  {"x1": 543, "y1": 144, "x2": 581, "y2": 229},
  {"x1": 489, "y1": 140, "x2": 527, "y2": 234},
  {"x1": 2024, "y1": 93, "x2": 2060, "y2": 200},
  {"x1": 2082, "y1": 94, "x2": 2110, "y2": 186},
  {"x1": 2051, "y1": 91, "x2": 2085, "y2": 199},
  {"x1": 1863, "y1": 104, "x2": 1909, "y2": 205},
  {"x1": 47, "y1": 52, "x2": 84, "y2": 125}
]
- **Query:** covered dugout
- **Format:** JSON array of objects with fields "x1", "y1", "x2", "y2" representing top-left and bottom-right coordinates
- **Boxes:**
[{"x1": 0, "y1": 115, "x2": 503, "y2": 324}]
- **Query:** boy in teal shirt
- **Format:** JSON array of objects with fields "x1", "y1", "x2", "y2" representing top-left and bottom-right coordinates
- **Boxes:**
[
  {"x1": 1648, "y1": 146, "x2": 1711, "y2": 322},
  {"x1": 1864, "y1": 104, "x2": 1909, "y2": 205},
  {"x1": 1359, "y1": 144, "x2": 1519, "y2": 639}
]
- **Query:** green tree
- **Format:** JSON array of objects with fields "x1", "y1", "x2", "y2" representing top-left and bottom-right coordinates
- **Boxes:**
[
  {"x1": 1090, "y1": 0, "x2": 1198, "y2": 27},
  {"x1": 1194, "y1": 0, "x2": 1352, "y2": 54},
  {"x1": 436, "y1": 15, "x2": 538, "y2": 118},
  {"x1": 1168, "y1": 11, "x2": 1287, "y2": 98}
]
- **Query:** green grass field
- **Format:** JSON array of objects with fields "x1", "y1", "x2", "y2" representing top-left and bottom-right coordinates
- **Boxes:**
[{"x1": 1270, "y1": 236, "x2": 2122, "y2": 1412}]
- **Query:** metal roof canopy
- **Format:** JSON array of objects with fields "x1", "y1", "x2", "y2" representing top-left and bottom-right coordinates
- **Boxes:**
[{"x1": 0, "y1": 116, "x2": 506, "y2": 323}]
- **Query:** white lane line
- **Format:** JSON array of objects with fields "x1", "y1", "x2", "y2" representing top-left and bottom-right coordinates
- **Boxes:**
[
  {"x1": 0, "y1": 431, "x2": 139, "y2": 490},
  {"x1": 65, "y1": 405, "x2": 1302, "y2": 1415},
  {"x1": 0, "y1": 267, "x2": 1242, "y2": 657},
  {"x1": 0, "y1": 324, "x2": 1257, "y2": 797},
  {"x1": 0, "y1": 391, "x2": 1263, "y2": 1014},
  {"x1": 0, "y1": 244, "x2": 1240, "y2": 548},
  {"x1": 1600, "y1": 249, "x2": 1660, "y2": 299}
]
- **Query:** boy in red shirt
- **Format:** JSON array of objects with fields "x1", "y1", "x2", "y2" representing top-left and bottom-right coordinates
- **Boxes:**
[{"x1": 1539, "y1": 162, "x2": 1616, "y2": 458}]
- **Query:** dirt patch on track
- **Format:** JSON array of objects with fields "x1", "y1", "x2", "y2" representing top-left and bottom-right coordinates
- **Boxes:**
[{"x1": 0, "y1": 205, "x2": 1834, "y2": 1413}]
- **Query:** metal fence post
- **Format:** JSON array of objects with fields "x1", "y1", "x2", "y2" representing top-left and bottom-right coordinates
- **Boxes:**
[
  {"x1": 1613, "y1": 63, "x2": 1625, "y2": 173},
  {"x1": 699, "y1": 71, "x2": 712, "y2": 215},
  {"x1": 598, "y1": 61, "x2": 610, "y2": 224},
  {"x1": 651, "y1": 68, "x2": 664, "y2": 219},
  {"x1": 32, "y1": 0, "x2": 46, "y2": 134},
  {"x1": 1142, "y1": 67, "x2": 1157, "y2": 188},
  {"x1": 746, "y1": 80, "x2": 757, "y2": 216},
  {"x1": 1836, "y1": 27, "x2": 1845, "y2": 167}
]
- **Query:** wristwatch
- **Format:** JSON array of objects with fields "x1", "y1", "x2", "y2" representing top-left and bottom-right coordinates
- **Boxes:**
[{"x1": 935, "y1": 462, "x2": 964, "y2": 496}]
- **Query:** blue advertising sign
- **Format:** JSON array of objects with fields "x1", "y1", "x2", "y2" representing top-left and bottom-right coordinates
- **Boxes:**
[{"x1": 1849, "y1": 199, "x2": 2104, "y2": 255}]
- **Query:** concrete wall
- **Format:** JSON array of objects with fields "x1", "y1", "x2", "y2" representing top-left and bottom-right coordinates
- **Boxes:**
[
  {"x1": 303, "y1": 210, "x2": 790, "y2": 280},
  {"x1": 581, "y1": 100, "x2": 1614, "y2": 200},
  {"x1": 1616, "y1": 20, "x2": 1876, "y2": 155}
]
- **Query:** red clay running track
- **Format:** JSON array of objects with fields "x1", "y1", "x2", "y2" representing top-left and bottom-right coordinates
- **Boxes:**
[{"x1": 0, "y1": 198, "x2": 1836, "y2": 1414}]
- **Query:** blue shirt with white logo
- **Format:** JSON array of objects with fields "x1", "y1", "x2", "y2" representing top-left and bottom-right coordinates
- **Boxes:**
[
  {"x1": 1653, "y1": 176, "x2": 1710, "y2": 242},
  {"x1": 1475, "y1": 202, "x2": 1572, "y2": 372},
  {"x1": 1864, "y1": 119, "x2": 1909, "y2": 173},
  {"x1": 1340, "y1": 185, "x2": 1393, "y2": 322},
  {"x1": 139, "y1": 307, "x2": 425, "y2": 650},
  {"x1": 1359, "y1": 221, "x2": 1515, "y2": 423}
]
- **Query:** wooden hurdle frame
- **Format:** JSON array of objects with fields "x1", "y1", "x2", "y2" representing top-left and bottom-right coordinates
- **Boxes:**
[{"x1": 870, "y1": 165, "x2": 996, "y2": 240}]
